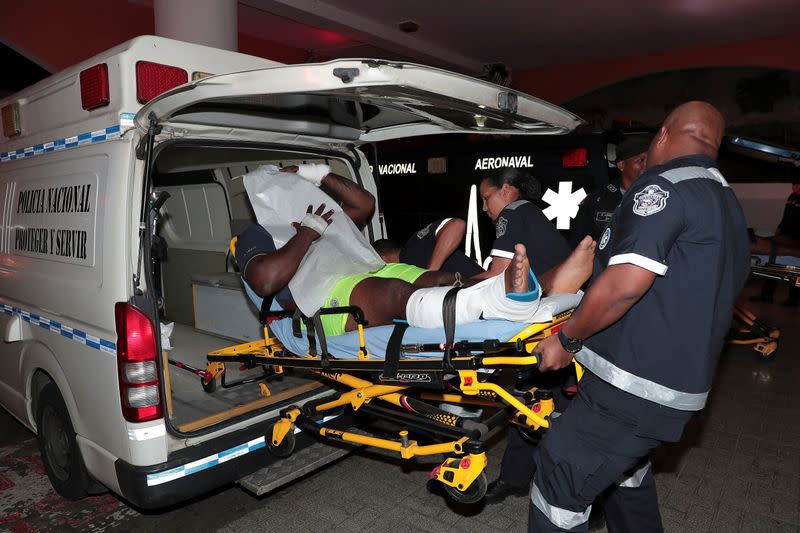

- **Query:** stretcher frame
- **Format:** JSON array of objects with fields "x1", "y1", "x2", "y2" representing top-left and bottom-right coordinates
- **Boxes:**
[
  {"x1": 200, "y1": 305, "x2": 576, "y2": 503},
  {"x1": 726, "y1": 261, "x2": 798, "y2": 359}
]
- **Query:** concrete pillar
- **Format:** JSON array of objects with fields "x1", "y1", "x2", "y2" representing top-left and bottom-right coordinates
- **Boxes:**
[{"x1": 154, "y1": 0, "x2": 238, "y2": 51}]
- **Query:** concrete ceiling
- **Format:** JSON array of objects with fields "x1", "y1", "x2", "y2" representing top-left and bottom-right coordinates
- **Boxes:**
[{"x1": 239, "y1": 0, "x2": 800, "y2": 72}]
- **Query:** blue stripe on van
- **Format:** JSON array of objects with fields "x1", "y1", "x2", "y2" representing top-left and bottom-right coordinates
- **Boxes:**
[
  {"x1": 144, "y1": 414, "x2": 342, "y2": 486},
  {"x1": 0, "y1": 114, "x2": 134, "y2": 163},
  {"x1": 1, "y1": 304, "x2": 116, "y2": 355},
  {"x1": 146, "y1": 437, "x2": 267, "y2": 486}
]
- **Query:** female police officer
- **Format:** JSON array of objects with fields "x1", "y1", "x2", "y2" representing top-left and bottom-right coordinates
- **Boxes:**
[
  {"x1": 477, "y1": 169, "x2": 572, "y2": 280},
  {"x1": 477, "y1": 168, "x2": 575, "y2": 504}
]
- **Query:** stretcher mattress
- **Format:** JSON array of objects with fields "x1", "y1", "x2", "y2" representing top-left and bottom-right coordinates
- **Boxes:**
[
  {"x1": 752, "y1": 254, "x2": 800, "y2": 267},
  {"x1": 269, "y1": 293, "x2": 581, "y2": 359}
]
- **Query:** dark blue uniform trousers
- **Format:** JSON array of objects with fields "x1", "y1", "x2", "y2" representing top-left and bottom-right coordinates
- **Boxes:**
[{"x1": 528, "y1": 374, "x2": 668, "y2": 532}]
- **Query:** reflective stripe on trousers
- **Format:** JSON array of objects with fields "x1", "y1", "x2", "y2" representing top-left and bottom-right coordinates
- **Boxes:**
[
  {"x1": 531, "y1": 483, "x2": 592, "y2": 530},
  {"x1": 616, "y1": 461, "x2": 651, "y2": 488},
  {"x1": 574, "y1": 346, "x2": 708, "y2": 411}
]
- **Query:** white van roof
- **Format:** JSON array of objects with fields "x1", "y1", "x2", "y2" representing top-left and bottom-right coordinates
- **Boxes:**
[
  {"x1": 137, "y1": 59, "x2": 583, "y2": 142},
  {"x1": 0, "y1": 36, "x2": 278, "y2": 159}
]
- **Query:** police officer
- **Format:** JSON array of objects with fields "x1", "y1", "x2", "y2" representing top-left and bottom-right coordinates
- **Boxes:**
[
  {"x1": 570, "y1": 133, "x2": 653, "y2": 247},
  {"x1": 530, "y1": 101, "x2": 750, "y2": 532},
  {"x1": 372, "y1": 217, "x2": 485, "y2": 278}
]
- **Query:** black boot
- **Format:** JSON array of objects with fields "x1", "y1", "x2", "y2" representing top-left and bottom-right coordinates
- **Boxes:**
[{"x1": 484, "y1": 479, "x2": 528, "y2": 504}]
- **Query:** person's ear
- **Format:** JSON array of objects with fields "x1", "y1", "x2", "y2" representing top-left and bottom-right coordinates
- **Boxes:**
[
  {"x1": 501, "y1": 183, "x2": 515, "y2": 199},
  {"x1": 616, "y1": 161, "x2": 625, "y2": 172},
  {"x1": 655, "y1": 126, "x2": 668, "y2": 148}
]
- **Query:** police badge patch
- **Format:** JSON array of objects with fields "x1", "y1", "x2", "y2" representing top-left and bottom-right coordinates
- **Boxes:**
[
  {"x1": 416, "y1": 224, "x2": 432, "y2": 239},
  {"x1": 632, "y1": 185, "x2": 669, "y2": 216},
  {"x1": 496, "y1": 216, "x2": 508, "y2": 238},
  {"x1": 598, "y1": 227, "x2": 611, "y2": 250}
]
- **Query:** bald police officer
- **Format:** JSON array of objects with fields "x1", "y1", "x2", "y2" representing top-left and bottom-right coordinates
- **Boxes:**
[
  {"x1": 530, "y1": 101, "x2": 750, "y2": 532},
  {"x1": 570, "y1": 133, "x2": 653, "y2": 246}
]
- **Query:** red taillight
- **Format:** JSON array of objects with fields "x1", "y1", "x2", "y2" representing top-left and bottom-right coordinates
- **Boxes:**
[
  {"x1": 115, "y1": 302, "x2": 162, "y2": 423},
  {"x1": 136, "y1": 61, "x2": 188, "y2": 104},
  {"x1": 562, "y1": 148, "x2": 589, "y2": 168},
  {"x1": 79, "y1": 64, "x2": 110, "y2": 111}
]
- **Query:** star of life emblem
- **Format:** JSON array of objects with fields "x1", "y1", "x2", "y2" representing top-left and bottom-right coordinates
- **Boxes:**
[
  {"x1": 416, "y1": 224, "x2": 432, "y2": 239},
  {"x1": 496, "y1": 216, "x2": 508, "y2": 238},
  {"x1": 598, "y1": 227, "x2": 611, "y2": 250},
  {"x1": 632, "y1": 185, "x2": 669, "y2": 216}
]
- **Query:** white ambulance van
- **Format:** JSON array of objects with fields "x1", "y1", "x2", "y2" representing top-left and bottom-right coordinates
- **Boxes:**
[{"x1": 0, "y1": 36, "x2": 581, "y2": 508}]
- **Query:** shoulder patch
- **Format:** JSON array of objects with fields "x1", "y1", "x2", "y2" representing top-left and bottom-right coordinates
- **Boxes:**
[
  {"x1": 496, "y1": 216, "x2": 508, "y2": 238},
  {"x1": 606, "y1": 183, "x2": 617, "y2": 192},
  {"x1": 416, "y1": 223, "x2": 432, "y2": 239},
  {"x1": 632, "y1": 184, "x2": 670, "y2": 216},
  {"x1": 598, "y1": 227, "x2": 611, "y2": 250}
]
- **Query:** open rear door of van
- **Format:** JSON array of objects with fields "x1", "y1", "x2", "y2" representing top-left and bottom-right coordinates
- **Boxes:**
[{"x1": 135, "y1": 59, "x2": 583, "y2": 141}]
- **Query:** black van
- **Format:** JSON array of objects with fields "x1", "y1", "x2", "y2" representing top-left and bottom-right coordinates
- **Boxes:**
[{"x1": 367, "y1": 132, "x2": 619, "y2": 255}]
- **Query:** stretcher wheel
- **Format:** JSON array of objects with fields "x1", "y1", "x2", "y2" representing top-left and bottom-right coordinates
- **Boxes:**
[
  {"x1": 201, "y1": 376, "x2": 217, "y2": 393},
  {"x1": 756, "y1": 341, "x2": 778, "y2": 359},
  {"x1": 517, "y1": 425, "x2": 545, "y2": 445},
  {"x1": 268, "y1": 429, "x2": 296, "y2": 458},
  {"x1": 445, "y1": 472, "x2": 487, "y2": 504}
]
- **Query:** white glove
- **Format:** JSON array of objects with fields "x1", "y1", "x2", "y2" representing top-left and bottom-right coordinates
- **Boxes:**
[
  {"x1": 295, "y1": 163, "x2": 331, "y2": 187},
  {"x1": 300, "y1": 212, "x2": 330, "y2": 236}
]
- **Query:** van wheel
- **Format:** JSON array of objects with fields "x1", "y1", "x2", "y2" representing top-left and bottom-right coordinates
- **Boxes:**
[{"x1": 36, "y1": 383, "x2": 91, "y2": 499}]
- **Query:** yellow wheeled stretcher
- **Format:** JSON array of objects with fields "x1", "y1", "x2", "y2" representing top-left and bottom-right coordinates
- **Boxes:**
[
  {"x1": 727, "y1": 256, "x2": 800, "y2": 359},
  {"x1": 201, "y1": 303, "x2": 579, "y2": 503}
]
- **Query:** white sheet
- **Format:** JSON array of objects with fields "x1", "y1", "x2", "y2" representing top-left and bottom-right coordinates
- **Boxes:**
[{"x1": 243, "y1": 165, "x2": 384, "y2": 315}]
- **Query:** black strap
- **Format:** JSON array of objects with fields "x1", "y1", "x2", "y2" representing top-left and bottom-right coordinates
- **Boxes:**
[
  {"x1": 381, "y1": 322, "x2": 409, "y2": 381},
  {"x1": 304, "y1": 315, "x2": 317, "y2": 356},
  {"x1": 312, "y1": 311, "x2": 331, "y2": 368},
  {"x1": 442, "y1": 287, "x2": 461, "y2": 372},
  {"x1": 258, "y1": 295, "x2": 275, "y2": 325},
  {"x1": 291, "y1": 309, "x2": 303, "y2": 338}
]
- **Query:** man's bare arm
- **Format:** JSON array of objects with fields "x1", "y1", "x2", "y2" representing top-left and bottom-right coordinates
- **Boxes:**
[
  {"x1": 535, "y1": 263, "x2": 656, "y2": 371},
  {"x1": 320, "y1": 173, "x2": 375, "y2": 230},
  {"x1": 563, "y1": 263, "x2": 655, "y2": 339},
  {"x1": 281, "y1": 165, "x2": 375, "y2": 230},
  {"x1": 428, "y1": 218, "x2": 466, "y2": 270},
  {"x1": 244, "y1": 204, "x2": 332, "y2": 297}
]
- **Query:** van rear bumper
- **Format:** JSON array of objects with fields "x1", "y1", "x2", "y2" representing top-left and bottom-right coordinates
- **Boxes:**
[{"x1": 114, "y1": 413, "x2": 352, "y2": 509}]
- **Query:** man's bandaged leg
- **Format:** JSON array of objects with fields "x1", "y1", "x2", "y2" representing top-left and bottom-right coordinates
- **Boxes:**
[{"x1": 405, "y1": 272, "x2": 542, "y2": 328}]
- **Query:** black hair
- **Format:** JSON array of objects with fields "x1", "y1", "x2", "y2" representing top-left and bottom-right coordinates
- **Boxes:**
[
  {"x1": 371, "y1": 238, "x2": 402, "y2": 256},
  {"x1": 481, "y1": 168, "x2": 541, "y2": 201}
]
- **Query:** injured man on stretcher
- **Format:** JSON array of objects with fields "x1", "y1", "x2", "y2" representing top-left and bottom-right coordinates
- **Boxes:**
[{"x1": 234, "y1": 163, "x2": 595, "y2": 338}]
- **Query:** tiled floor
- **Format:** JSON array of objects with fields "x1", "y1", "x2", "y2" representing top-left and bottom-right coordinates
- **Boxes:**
[{"x1": 1, "y1": 282, "x2": 798, "y2": 532}]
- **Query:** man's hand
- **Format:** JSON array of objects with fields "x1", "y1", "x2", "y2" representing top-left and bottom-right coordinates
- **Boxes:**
[
  {"x1": 292, "y1": 204, "x2": 334, "y2": 241},
  {"x1": 281, "y1": 163, "x2": 330, "y2": 187},
  {"x1": 534, "y1": 333, "x2": 574, "y2": 371}
]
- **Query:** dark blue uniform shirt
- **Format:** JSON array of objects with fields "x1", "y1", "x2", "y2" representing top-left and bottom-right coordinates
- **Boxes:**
[
  {"x1": 578, "y1": 155, "x2": 750, "y2": 413},
  {"x1": 492, "y1": 200, "x2": 570, "y2": 276},
  {"x1": 569, "y1": 181, "x2": 624, "y2": 247},
  {"x1": 400, "y1": 218, "x2": 485, "y2": 277}
]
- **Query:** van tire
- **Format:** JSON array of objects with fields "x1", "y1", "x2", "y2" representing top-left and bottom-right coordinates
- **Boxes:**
[{"x1": 36, "y1": 382, "x2": 92, "y2": 500}]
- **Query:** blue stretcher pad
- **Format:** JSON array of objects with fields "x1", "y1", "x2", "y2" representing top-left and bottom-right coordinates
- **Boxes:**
[
  {"x1": 752, "y1": 255, "x2": 800, "y2": 268},
  {"x1": 244, "y1": 274, "x2": 579, "y2": 360},
  {"x1": 269, "y1": 318, "x2": 535, "y2": 359}
]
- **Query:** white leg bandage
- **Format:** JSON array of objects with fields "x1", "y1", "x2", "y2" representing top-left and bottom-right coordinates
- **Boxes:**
[{"x1": 405, "y1": 273, "x2": 543, "y2": 328}]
